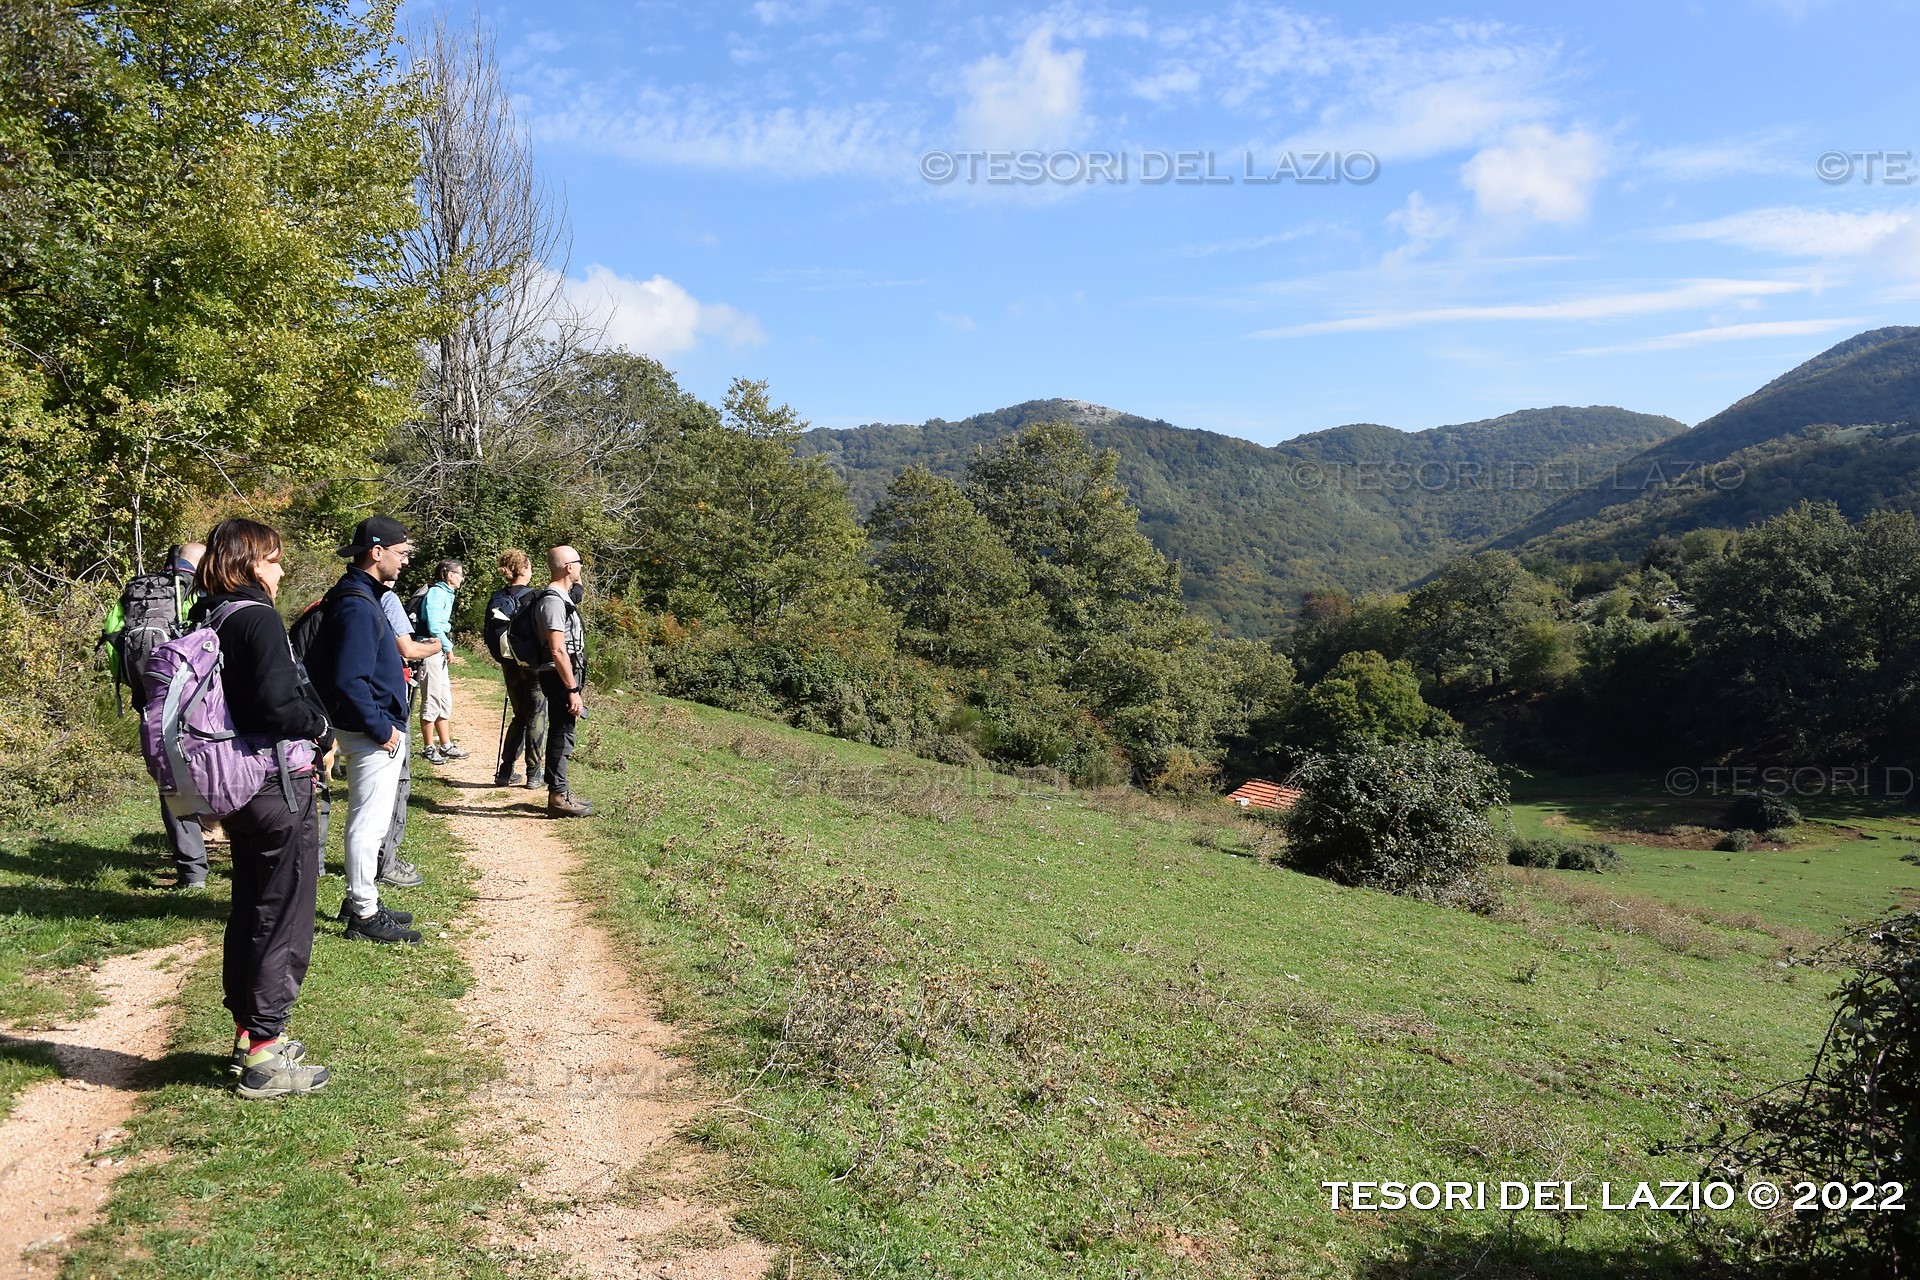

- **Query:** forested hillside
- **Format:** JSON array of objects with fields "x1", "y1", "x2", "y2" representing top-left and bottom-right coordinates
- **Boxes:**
[
  {"x1": 798, "y1": 402, "x2": 1685, "y2": 633},
  {"x1": 1505, "y1": 327, "x2": 1920, "y2": 559}
]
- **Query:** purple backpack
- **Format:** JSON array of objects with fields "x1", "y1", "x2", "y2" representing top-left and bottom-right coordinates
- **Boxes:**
[{"x1": 140, "y1": 600, "x2": 316, "y2": 819}]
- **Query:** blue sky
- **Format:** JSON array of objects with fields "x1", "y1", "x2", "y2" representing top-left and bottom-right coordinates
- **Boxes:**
[{"x1": 443, "y1": 0, "x2": 1920, "y2": 443}]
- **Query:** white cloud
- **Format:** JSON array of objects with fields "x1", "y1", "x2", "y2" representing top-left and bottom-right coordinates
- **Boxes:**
[
  {"x1": 1461, "y1": 124, "x2": 1608, "y2": 223},
  {"x1": 1569, "y1": 317, "x2": 1868, "y2": 356},
  {"x1": 1202, "y1": 13, "x2": 1574, "y2": 162},
  {"x1": 562, "y1": 265, "x2": 765, "y2": 355},
  {"x1": 936, "y1": 311, "x2": 977, "y2": 332},
  {"x1": 1637, "y1": 131, "x2": 1803, "y2": 182},
  {"x1": 1383, "y1": 192, "x2": 1461, "y2": 265},
  {"x1": 1663, "y1": 205, "x2": 1918, "y2": 258},
  {"x1": 529, "y1": 89, "x2": 913, "y2": 178},
  {"x1": 955, "y1": 26, "x2": 1088, "y2": 149},
  {"x1": 1130, "y1": 64, "x2": 1200, "y2": 103},
  {"x1": 1253, "y1": 277, "x2": 1809, "y2": 337}
]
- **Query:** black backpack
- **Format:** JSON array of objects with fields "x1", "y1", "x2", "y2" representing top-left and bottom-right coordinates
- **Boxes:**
[
  {"x1": 288, "y1": 597, "x2": 327, "y2": 667},
  {"x1": 484, "y1": 585, "x2": 532, "y2": 664},
  {"x1": 103, "y1": 571, "x2": 187, "y2": 710},
  {"x1": 507, "y1": 587, "x2": 572, "y2": 669}
]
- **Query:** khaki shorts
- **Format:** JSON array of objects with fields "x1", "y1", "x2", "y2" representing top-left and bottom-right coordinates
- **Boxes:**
[{"x1": 421, "y1": 650, "x2": 452, "y2": 721}]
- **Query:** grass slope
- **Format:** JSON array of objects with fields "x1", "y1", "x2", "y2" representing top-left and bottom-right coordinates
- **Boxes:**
[{"x1": 559, "y1": 688, "x2": 1914, "y2": 1279}]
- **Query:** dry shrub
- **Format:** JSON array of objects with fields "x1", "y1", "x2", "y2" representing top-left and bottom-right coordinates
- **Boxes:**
[{"x1": 1508, "y1": 870, "x2": 1729, "y2": 957}]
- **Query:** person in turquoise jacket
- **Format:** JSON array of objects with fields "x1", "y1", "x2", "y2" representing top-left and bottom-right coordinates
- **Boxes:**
[{"x1": 419, "y1": 560, "x2": 467, "y2": 763}]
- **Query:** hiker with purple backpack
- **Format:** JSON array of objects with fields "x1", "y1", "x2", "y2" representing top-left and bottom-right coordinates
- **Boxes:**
[{"x1": 177, "y1": 518, "x2": 333, "y2": 1099}]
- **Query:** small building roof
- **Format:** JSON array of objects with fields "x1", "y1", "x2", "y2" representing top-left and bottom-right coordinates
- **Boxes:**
[{"x1": 1227, "y1": 779, "x2": 1302, "y2": 811}]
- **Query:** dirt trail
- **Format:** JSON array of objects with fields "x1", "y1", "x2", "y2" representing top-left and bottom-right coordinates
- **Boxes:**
[
  {"x1": 436, "y1": 677, "x2": 775, "y2": 1279},
  {"x1": 0, "y1": 940, "x2": 204, "y2": 1278}
]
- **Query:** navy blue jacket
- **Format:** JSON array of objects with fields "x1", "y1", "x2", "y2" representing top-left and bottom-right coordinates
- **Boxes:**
[{"x1": 307, "y1": 567, "x2": 408, "y2": 741}]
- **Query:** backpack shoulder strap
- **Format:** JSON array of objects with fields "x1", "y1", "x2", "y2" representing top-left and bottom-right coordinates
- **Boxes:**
[{"x1": 205, "y1": 599, "x2": 271, "y2": 631}]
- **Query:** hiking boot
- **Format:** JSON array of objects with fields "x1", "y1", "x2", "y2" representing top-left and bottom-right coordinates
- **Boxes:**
[
  {"x1": 173, "y1": 878, "x2": 207, "y2": 896},
  {"x1": 236, "y1": 1039, "x2": 329, "y2": 1100},
  {"x1": 422, "y1": 746, "x2": 447, "y2": 765},
  {"x1": 376, "y1": 859, "x2": 424, "y2": 889},
  {"x1": 493, "y1": 769, "x2": 524, "y2": 787},
  {"x1": 336, "y1": 899, "x2": 413, "y2": 925},
  {"x1": 524, "y1": 773, "x2": 545, "y2": 790},
  {"x1": 548, "y1": 791, "x2": 594, "y2": 819},
  {"x1": 230, "y1": 1037, "x2": 305, "y2": 1077},
  {"x1": 440, "y1": 744, "x2": 470, "y2": 760},
  {"x1": 344, "y1": 905, "x2": 422, "y2": 945}
]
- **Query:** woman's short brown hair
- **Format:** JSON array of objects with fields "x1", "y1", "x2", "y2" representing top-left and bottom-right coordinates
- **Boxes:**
[
  {"x1": 197, "y1": 518, "x2": 284, "y2": 596},
  {"x1": 498, "y1": 548, "x2": 530, "y2": 578}
]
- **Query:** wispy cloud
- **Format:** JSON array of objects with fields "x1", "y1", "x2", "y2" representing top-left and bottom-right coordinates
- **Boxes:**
[
  {"x1": 1568, "y1": 317, "x2": 1868, "y2": 355},
  {"x1": 1253, "y1": 277, "x2": 1810, "y2": 337},
  {"x1": 1662, "y1": 205, "x2": 1919, "y2": 258},
  {"x1": 561, "y1": 265, "x2": 766, "y2": 355},
  {"x1": 1636, "y1": 130, "x2": 1804, "y2": 181},
  {"x1": 528, "y1": 89, "x2": 915, "y2": 178}
]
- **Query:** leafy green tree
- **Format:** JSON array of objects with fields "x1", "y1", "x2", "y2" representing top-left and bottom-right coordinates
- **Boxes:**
[
  {"x1": 966, "y1": 421, "x2": 1181, "y2": 635},
  {"x1": 864, "y1": 466, "x2": 1049, "y2": 669},
  {"x1": 1288, "y1": 588, "x2": 1409, "y2": 681},
  {"x1": 0, "y1": 0, "x2": 427, "y2": 574},
  {"x1": 1287, "y1": 651, "x2": 1452, "y2": 753},
  {"x1": 1283, "y1": 736, "x2": 1508, "y2": 904},
  {"x1": 1405, "y1": 551, "x2": 1553, "y2": 689},
  {"x1": 636, "y1": 379, "x2": 876, "y2": 638},
  {"x1": 1691, "y1": 502, "x2": 1872, "y2": 759}
]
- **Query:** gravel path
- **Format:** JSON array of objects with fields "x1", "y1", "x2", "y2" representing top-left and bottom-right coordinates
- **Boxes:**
[
  {"x1": 0, "y1": 940, "x2": 204, "y2": 1278},
  {"x1": 437, "y1": 678, "x2": 775, "y2": 1279}
]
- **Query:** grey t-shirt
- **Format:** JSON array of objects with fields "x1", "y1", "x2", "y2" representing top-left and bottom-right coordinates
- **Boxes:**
[
  {"x1": 379, "y1": 589, "x2": 409, "y2": 642},
  {"x1": 531, "y1": 587, "x2": 584, "y2": 672}
]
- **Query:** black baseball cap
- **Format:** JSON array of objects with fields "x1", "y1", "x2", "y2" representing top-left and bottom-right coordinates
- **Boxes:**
[{"x1": 336, "y1": 515, "x2": 413, "y2": 558}]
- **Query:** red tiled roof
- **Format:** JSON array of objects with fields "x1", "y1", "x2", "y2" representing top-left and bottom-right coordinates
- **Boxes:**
[{"x1": 1227, "y1": 779, "x2": 1302, "y2": 811}]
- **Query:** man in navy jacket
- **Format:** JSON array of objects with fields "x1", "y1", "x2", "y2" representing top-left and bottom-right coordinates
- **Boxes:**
[{"x1": 307, "y1": 516, "x2": 423, "y2": 944}]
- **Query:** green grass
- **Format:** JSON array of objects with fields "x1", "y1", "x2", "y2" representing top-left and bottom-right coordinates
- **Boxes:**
[
  {"x1": 552, "y1": 694, "x2": 1912, "y2": 1280},
  {"x1": 0, "y1": 762, "x2": 516, "y2": 1278},
  {"x1": 1510, "y1": 772, "x2": 1920, "y2": 935}
]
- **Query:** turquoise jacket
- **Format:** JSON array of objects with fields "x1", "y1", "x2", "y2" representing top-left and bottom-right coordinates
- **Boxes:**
[{"x1": 424, "y1": 580, "x2": 457, "y2": 655}]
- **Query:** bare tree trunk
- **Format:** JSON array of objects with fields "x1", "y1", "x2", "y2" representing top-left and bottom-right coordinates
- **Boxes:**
[{"x1": 395, "y1": 15, "x2": 593, "y2": 503}]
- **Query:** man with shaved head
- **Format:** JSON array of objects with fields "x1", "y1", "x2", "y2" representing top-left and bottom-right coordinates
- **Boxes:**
[{"x1": 530, "y1": 546, "x2": 592, "y2": 817}]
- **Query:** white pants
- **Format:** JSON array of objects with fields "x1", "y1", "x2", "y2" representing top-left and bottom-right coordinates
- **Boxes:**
[{"x1": 338, "y1": 728, "x2": 405, "y2": 917}]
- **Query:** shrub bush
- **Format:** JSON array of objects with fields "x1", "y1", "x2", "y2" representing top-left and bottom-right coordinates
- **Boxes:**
[
  {"x1": 1723, "y1": 793, "x2": 1801, "y2": 831},
  {"x1": 1507, "y1": 835, "x2": 1621, "y2": 872},
  {"x1": 0, "y1": 582, "x2": 143, "y2": 825},
  {"x1": 1283, "y1": 736, "x2": 1508, "y2": 905},
  {"x1": 1696, "y1": 912, "x2": 1920, "y2": 1276},
  {"x1": 1717, "y1": 828, "x2": 1754, "y2": 852}
]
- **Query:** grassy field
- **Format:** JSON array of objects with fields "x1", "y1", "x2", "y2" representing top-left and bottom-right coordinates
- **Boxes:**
[
  {"x1": 0, "y1": 708, "x2": 518, "y2": 1277},
  {"x1": 556, "y1": 693, "x2": 1920, "y2": 1279},
  {"x1": 7, "y1": 674, "x2": 1918, "y2": 1278}
]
